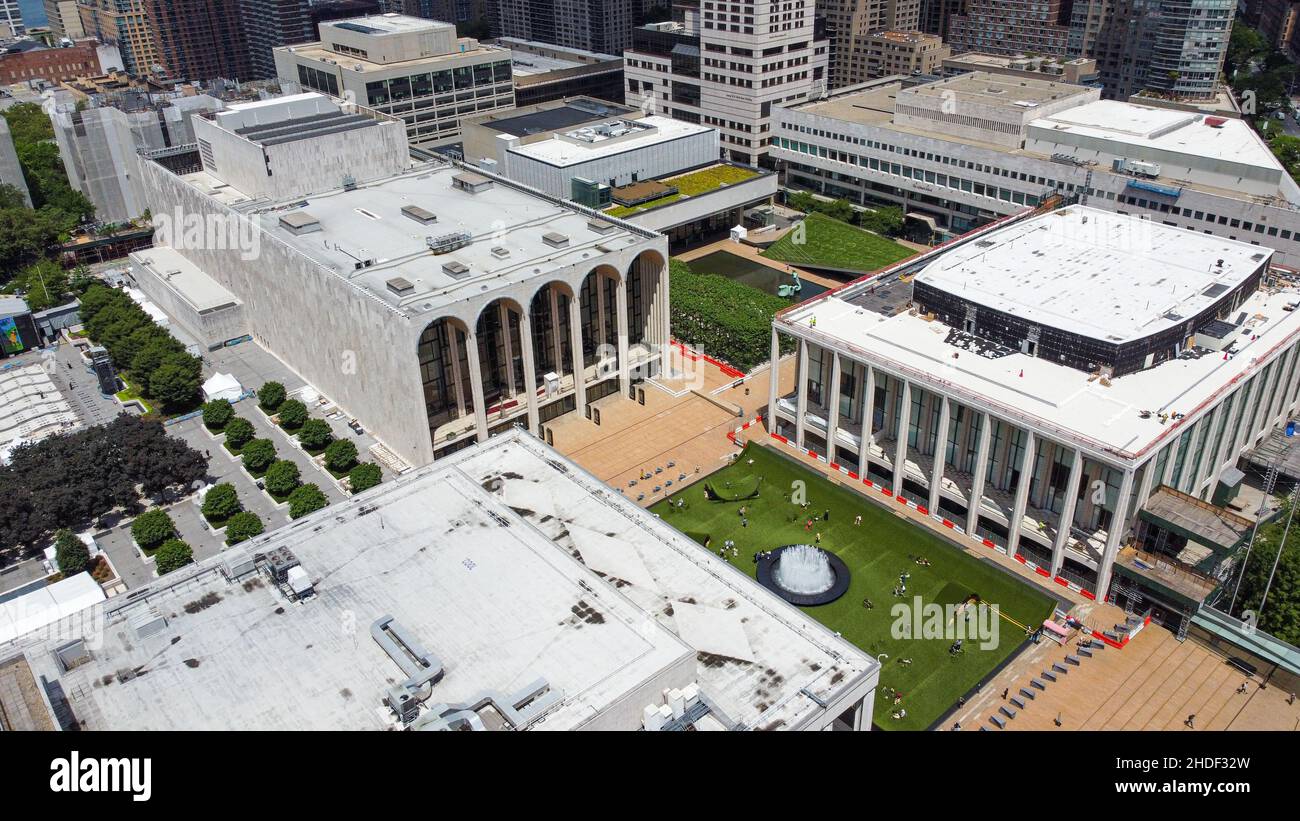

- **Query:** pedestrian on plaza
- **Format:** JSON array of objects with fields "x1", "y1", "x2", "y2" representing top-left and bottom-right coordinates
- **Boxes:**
[
  {"x1": 1184, "y1": 714, "x2": 1196, "y2": 729},
  {"x1": 1001, "y1": 687, "x2": 1008, "y2": 700}
]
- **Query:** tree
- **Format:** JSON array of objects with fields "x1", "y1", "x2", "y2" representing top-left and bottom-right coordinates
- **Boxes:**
[
  {"x1": 241, "y1": 438, "x2": 277, "y2": 474},
  {"x1": 264, "y1": 460, "x2": 301, "y2": 497},
  {"x1": 202, "y1": 399, "x2": 234, "y2": 431},
  {"x1": 154, "y1": 539, "x2": 194, "y2": 575},
  {"x1": 3, "y1": 259, "x2": 70, "y2": 311},
  {"x1": 297, "y1": 418, "x2": 333, "y2": 451},
  {"x1": 225, "y1": 511, "x2": 264, "y2": 545},
  {"x1": 200, "y1": 483, "x2": 240, "y2": 523},
  {"x1": 148, "y1": 352, "x2": 202, "y2": 409},
  {"x1": 859, "y1": 206, "x2": 905, "y2": 237},
  {"x1": 132, "y1": 509, "x2": 176, "y2": 551},
  {"x1": 53, "y1": 529, "x2": 90, "y2": 575},
  {"x1": 325, "y1": 439, "x2": 358, "y2": 474},
  {"x1": 348, "y1": 462, "x2": 382, "y2": 494},
  {"x1": 276, "y1": 398, "x2": 308, "y2": 430},
  {"x1": 258, "y1": 381, "x2": 286, "y2": 412},
  {"x1": 1229, "y1": 493, "x2": 1300, "y2": 644},
  {"x1": 288, "y1": 484, "x2": 328, "y2": 519},
  {"x1": 224, "y1": 417, "x2": 255, "y2": 451}
]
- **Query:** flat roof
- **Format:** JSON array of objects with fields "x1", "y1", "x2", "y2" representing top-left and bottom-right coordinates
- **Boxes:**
[
  {"x1": 179, "y1": 162, "x2": 648, "y2": 316},
  {"x1": 129, "y1": 246, "x2": 241, "y2": 314},
  {"x1": 2, "y1": 432, "x2": 876, "y2": 730},
  {"x1": 510, "y1": 116, "x2": 712, "y2": 166},
  {"x1": 1028, "y1": 100, "x2": 1283, "y2": 175},
  {"x1": 1141, "y1": 486, "x2": 1252, "y2": 553},
  {"x1": 325, "y1": 14, "x2": 453, "y2": 35},
  {"x1": 903, "y1": 72, "x2": 1094, "y2": 108},
  {"x1": 914, "y1": 207, "x2": 1268, "y2": 344},
  {"x1": 779, "y1": 216, "x2": 1300, "y2": 461},
  {"x1": 485, "y1": 99, "x2": 634, "y2": 137},
  {"x1": 0, "y1": 364, "x2": 81, "y2": 450}
]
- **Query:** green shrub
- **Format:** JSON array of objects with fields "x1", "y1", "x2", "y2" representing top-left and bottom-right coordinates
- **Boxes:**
[
  {"x1": 288, "y1": 484, "x2": 328, "y2": 519},
  {"x1": 54, "y1": 529, "x2": 90, "y2": 575},
  {"x1": 324, "y1": 439, "x2": 358, "y2": 473},
  {"x1": 277, "y1": 398, "x2": 308, "y2": 430},
  {"x1": 669, "y1": 259, "x2": 794, "y2": 372},
  {"x1": 202, "y1": 399, "x2": 234, "y2": 431},
  {"x1": 297, "y1": 418, "x2": 333, "y2": 451},
  {"x1": 201, "y1": 482, "x2": 240, "y2": 523},
  {"x1": 240, "y1": 438, "x2": 277, "y2": 474},
  {"x1": 225, "y1": 511, "x2": 264, "y2": 545},
  {"x1": 224, "y1": 417, "x2": 255, "y2": 451},
  {"x1": 264, "y1": 459, "x2": 301, "y2": 497},
  {"x1": 154, "y1": 539, "x2": 194, "y2": 575},
  {"x1": 131, "y1": 509, "x2": 176, "y2": 551},
  {"x1": 257, "y1": 381, "x2": 286, "y2": 412},
  {"x1": 348, "y1": 462, "x2": 382, "y2": 494}
]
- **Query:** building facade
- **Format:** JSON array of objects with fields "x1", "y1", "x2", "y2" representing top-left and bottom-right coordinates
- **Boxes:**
[
  {"x1": 768, "y1": 207, "x2": 1300, "y2": 603},
  {"x1": 0, "y1": 1, "x2": 24, "y2": 38},
  {"x1": 624, "y1": 7, "x2": 830, "y2": 167},
  {"x1": 770, "y1": 74, "x2": 1300, "y2": 265},
  {"x1": 821, "y1": 0, "x2": 923, "y2": 87},
  {"x1": 239, "y1": 0, "x2": 316, "y2": 80},
  {"x1": 493, "y1": 0, "x2": 637, "y2": 55},
  {"x1": 44, "y1": 0, "x2": 87, "y2": 39},
  {"x1": 947, "y1": 0, "x2": 1073, "y2": 56},
  {"x1": 273, "y1": 14, "x2": 516, "y2": 148},
  {"x1": 861, "y1": 30, "x2": 949, "y2": 78},
  {"x1": 76, "y1": 0, "x2": 158, "y2": 77},
  {"x1": 0, "y1": 38, "x2": 100, "y2": 84},
  {"x1": 143, "y1": 0, "x2": 250, "y2": 82},
  {"x1": 498, "y1": 37, "x2": 624, "y2": 106}
]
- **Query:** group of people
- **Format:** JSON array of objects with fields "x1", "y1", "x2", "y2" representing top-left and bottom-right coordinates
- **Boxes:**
[{"x1": 891, "y1": 570, "x2": 911, "y2": 597}]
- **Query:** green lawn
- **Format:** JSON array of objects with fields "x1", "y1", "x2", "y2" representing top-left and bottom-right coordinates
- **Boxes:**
[
  {"x1": 762, "y1": 212, "x2": 916, "y2": 273},
  {"x1": 605, "y1": 165, "x2": 760, "y2": 217},
  {"x1": 651, "y1": 442, "x2": 1055, "y2": 730}
]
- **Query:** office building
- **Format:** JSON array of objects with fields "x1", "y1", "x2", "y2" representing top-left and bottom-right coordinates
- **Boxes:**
[
  {"x1": 624, "y1": 6, "x2": 830, "y2": 167},
  {"x1": 493, "y1": 0, "x2": 637, "y2": 55},
  {"x1": 820, "y1": 0, "x2": 922, "y2": 87},
  {"x1": 498, "y1": 37, "x2": 623, "y2": 106},
  {"x1": 771, "y1": 73, "x2": 1300, "y2": 265},
  {"x1": 861, "y1": 30, "x2": 949, "y2": 79},
  {"x1": 143, "y1": 0, "x2": 250, "y2": 82},
  {"x1": 75, "y1": 0, "x2": 158, "y2": 77},
  {"x1": 239, "y1": 0, "x2": 316, "y2": 80},
  {"x1": 273, "y1": 13, "x2": 516, "y2": 148},
  {"x1": 941, "y1": 52, "x2": 1099, "y2": 86},
  {"x1": 768, "y1": 206, "x2": 1300, "y2": 603},
  {"x1": 44, "y1": 0, "x2": 86, "y2": 39}
]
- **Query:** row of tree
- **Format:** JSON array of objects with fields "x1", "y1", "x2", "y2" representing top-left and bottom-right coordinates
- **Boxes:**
[
  {"x1": 784, "y1": 191, "x2": 906, "y2": 237},
  {"x1": 79, "y1": 283, "x2": 203, "y2": 412}
]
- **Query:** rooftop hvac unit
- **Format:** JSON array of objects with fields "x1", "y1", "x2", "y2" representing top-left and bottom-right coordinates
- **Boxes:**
[
  {"x1": 129, "y1": 608, "x2": 168, "y2": 640},
  {"x1": 265, "y1": 546, "x2": 300, "y2": 584},
  {"x1": 427, "y1": 232, "x2": 473, "y2": 254},
  {"x1": 223, "y1": 553, "x2": 256, "y2": 580}
]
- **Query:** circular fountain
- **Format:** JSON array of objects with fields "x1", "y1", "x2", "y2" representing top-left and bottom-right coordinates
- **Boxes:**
[{"x1": 756, "y1": 544, "x2": 851, "y2": 606}]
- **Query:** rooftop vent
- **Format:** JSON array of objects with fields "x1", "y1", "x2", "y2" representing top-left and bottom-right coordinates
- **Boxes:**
[
  {"x1": 427, "y1": 232, "x2": 473, "y2": 254},
  {"x1": 452, "y1": 171, "x2": 494, "y2": 194},
  {"x1": 279, "y1": 210, "x2": 321, "y2": 235},
  {"x1": 386, "y1": 277, "x2": 415, "y2": 295},
  {"x1": 542, "y1": 231, "x2": 570, "y2": 248},
  {"x1": 587, "y1": 219, "x2": 617, "y2": 234},
  {"x1": 129, "y1": 608, "x2": 168, "y2": 640},
  {"x1": 491, "y1": 246, "x2": 510, "y2": 259},
  {"x1": 401, "y1": 205, "x2": 437, "y2": 224},
  {"x1": 442, "y1": 260, "x2": 471, "y2": 278}
]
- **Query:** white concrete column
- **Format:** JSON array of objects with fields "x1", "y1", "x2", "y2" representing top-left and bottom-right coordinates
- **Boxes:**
[
  {"x1": 795, "y1": 338, "x2": 809, "y2": 448},
  {"x1": 767, "y1": 326, "x2": 780, "y2": 431},
  {"x1": 928, "y1": 395, "x2": 950, "y2": 514},
  {"x1": 1006, "y1": 430, "x2": 1036, "y2": 557},
  {"x1": 616, "y1": 275, "x2": 630, "y2": 396},
  {"x1": 1050, "y1": 447, "x2": 1084, "y2": 576},
  {"x1": 1135, "y1": 458, "x2": 1156, "y2": 513},
  {"x1": 568, "y1": 293, "x2": 586, "y2": 419},
  {"x1": 548, "y1": 286, "x2": 563, "y2": 374},
  {"x1": 519, "y1": 311, "x2": 539, "y2": 434},
  {"x1": 499, "y1": 302, "x2": 516, "y2": 397},
  {"x1": 892, "y1": 380, "x2": 911, "y2": 494},
  {"x1": 858, "y1": 364, "x2": 875, "y2": 478},
  {"x1": 966, "y1": 412, "x2": 992, "y2": 534},
  {"x1": 1096, "y1": 467, "x2": 1137, "y2": 599},
  {"x1": 596, "y1": 273, "x2": 607, "y2": 353},
  {"x1": 1194, "y1": 405, "x2": 1224, "y2": 499},
  {"x1": 826, "y1": 351, "x2": 842, "y2": 458},
  {"x1": 464, "y1": 330, "x2": 489, "y2": 443},
  {"x1": 1227, "y1": 378, "x2": 1258, "y2": 463},
  {"x1": 448, "y1": 326, "x2": 466, "y2": 419}
]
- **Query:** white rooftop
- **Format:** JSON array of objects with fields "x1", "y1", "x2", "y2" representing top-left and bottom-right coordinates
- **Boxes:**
[
  {"x1": 2, "y1": 432, "x2": 874, "y2": 731},
  {"x1": 0, "y1": 363, "x2": 81, "y2": 453},
  {"x1": 915, "y1": 207, "x2": 1269, "y2": 344},
  {"x1": 178, "y1": 162, "x2": 647, "y2": 316},
  {"x1": 0, "y1": 572, "x2": 104, "y2": 645},
  {"x1": 781, "y1": 216, "x2": 1300, "y2": 462},
  {"x1": 509, "y1": 115, "x2": 713, "y2": 167},
  {"x1": 129, "y1": 246, "x2": 241, "y2": 314},
  {"x1": 1028, "y1": 100, "x2": 1284, "y2": 176}
]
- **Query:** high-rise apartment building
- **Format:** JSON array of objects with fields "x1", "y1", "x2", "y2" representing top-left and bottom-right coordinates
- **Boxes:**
[
  {"x1": 624, "y1": 2, "x2": 830, "y2": 167},
  {"x1": 44, "y1": 0, "x2": 87, "y2": 38},
  {"x1": 0, "y1": 1, "x2": 24, "y2": 38},
  {"x1": 917, "y1": 0, "x2": 962, "y2": 38},
  {"x1": 144, "y1": 0, "x2": 250, "y2": 82},
  {"x1": 1069, "y1": 0, "x2": 1234, "y2": 100},
  {"x1": 494, "y1": 0, "x2": 638, "y2": 54},
  {"x1": 820, "y1": 0, "x2": 921, "y2": 87},
  {"x1": 77, "y1": 0, "x2": 159, "y2": 76},
  {"x1": 239, "y1": 0, "x2": 316, "y2": 79},
  {"x1": 947, "y1": 0, "x2": 1072, "y2": 57}
]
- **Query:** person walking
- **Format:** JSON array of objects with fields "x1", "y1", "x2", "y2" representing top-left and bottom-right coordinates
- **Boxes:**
[
  {"x1": 1001, "y1": 687, "x2": 1009, "y2": 700},
  {"x1": 1184, "y1": 714, "x2": 1196, "y2": 729}
]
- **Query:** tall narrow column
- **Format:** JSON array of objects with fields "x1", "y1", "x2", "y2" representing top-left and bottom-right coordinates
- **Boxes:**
[
  {"x1": 858, "y1": 364, "x2": 875, "y2": 478},
  {"x1": 448, "y1": 326, "x2": 466, "y2": 419},
  {"x1": 1050, "y1": 448, "x2": 1085, "y2": 577},
  {"x1": 519, "y1": 312, "x2": 539, "y2": 434},
  {"x1": 568, "y1": 292, "x2": 586, "y2": 419},
  {"x1": 795, "y1": 338, "x2": 809, "y2": 449},
  {"x1": 892, "y1": 380, "x2": 911, "y2": 494},
  {"x1": 1006, "y1": 431, "x2": 1037, "y2": 558},
  {"x1": 549, "y1": 286, "x2": 563, "y2": 374},
  {"x1": 500, "y1": 302, "x2": 516, "y2": 398},
  {"x1": 1096, "y1": 468, "x2": 1137, "y2": 598},
  {"x1": 767, "y1": 327, "x2": 780, "y2": 431},
  {"x1": 966, "y1": 412, "x2": 992, "y2": 535},
  {"x1": 464, "y1": 330, "x2": 489, "y2": 443},
  {"x1": 596, "y1": 274, "x2": 608, "y2": 357},
  {"x1": 928, "y1": 396, "x2": 950, "y2": 514},
  {"x1": 616, "y1": 275, "x2": 630, "y2": 396},
  {"x1": 825, "y1": 352, "x2": 842, "y2": 459}
]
